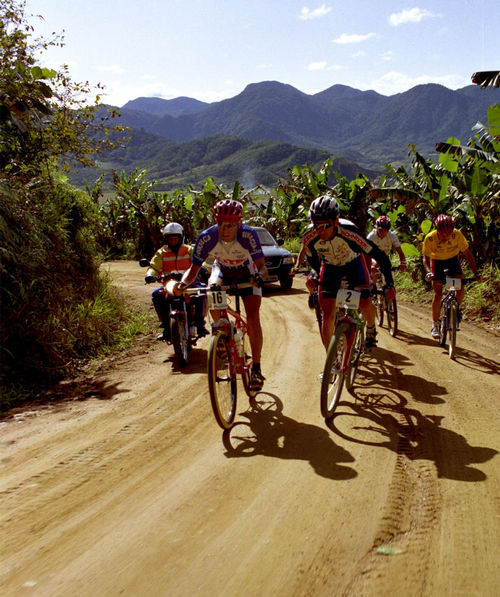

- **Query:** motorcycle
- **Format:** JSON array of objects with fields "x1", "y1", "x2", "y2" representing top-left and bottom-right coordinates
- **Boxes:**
[{"x1": 139, "y1": 258, "x2": 206, "y2": 368}]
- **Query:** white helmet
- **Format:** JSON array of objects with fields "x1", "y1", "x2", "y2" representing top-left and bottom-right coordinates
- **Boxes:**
[{"x1": 162, "y1": 222, "x2": 184, "y2": 237}]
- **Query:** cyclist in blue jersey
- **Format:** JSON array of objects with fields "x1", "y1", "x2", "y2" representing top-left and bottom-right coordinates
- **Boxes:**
[
  {"x1": 174, "y1": 199, "x2": 268, "y2": 391},
  {"x1": 303, "y1": 194, "x2": 395, "y2": 351}
]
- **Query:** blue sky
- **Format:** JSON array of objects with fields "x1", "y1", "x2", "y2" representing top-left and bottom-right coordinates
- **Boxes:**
[{"x1": 25, "y1": 0, "x2": 499, "y2": 107}]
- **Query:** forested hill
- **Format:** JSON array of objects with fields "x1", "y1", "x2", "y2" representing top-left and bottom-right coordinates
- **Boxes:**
[{"x1": 114, "y1": 81, "x2": 499, "y2": 169}]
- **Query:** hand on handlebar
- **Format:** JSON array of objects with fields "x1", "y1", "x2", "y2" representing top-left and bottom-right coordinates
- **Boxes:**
[
  {"x1": 172, "y1": 281, "x2": 187, "y2": 296},
  {"x1": 425, "y1": 272, "x2": 434, "y2": 281},
  {"x1": 251, "y1": 273, "x2": 264, "y2": 288},
  {"x1": 384, "y1": 285, "x2": 396, "y2": 302},
  {"x1": 399, "y1": 262, "x2": 407, "y2": 271}
]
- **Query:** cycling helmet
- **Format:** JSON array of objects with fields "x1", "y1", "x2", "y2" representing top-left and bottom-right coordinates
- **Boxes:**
[
  {"x1": 213, "y1": 199, "x2": 243, "y2": 223},
  {"x1": 376, "y1": 215, "x2": 391, "y2": 230},
  {"x1": 309, "y1": 194, "x2": 340, "y2": 222},
  {"x1": 435, "y1": 214, "x2": 454, "y2": 235},
  {"x1": 162, "y1": 222, "x2": 184, "y2": 247}
]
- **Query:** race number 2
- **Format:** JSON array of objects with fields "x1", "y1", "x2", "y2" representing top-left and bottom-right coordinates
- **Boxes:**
[{"x1": 336, "y1": 288, "x2": 361, "y2": 309}]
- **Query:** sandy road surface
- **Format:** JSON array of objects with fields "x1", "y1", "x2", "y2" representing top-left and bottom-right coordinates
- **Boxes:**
[{"x1": 1, "y1": 261, "x2": 499, "y2": 597}]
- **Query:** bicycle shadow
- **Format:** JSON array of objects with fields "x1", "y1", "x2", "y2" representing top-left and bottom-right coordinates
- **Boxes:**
[
  {"x1": 361, "y1": 347, "x2": 448, "y2": 404},
  {"x1": 329, "y1": 369, "x2": 497, "y2": 482},
  {"x1": 447, "y1": 345, "x2": 500, "y2": 375},
  {"x1": 222, "y1": 392, "x2": 357, "y2": 481}
]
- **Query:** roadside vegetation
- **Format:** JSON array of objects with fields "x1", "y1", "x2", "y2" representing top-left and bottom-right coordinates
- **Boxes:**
[{"x1": 1, "y1": 1, "x2": 498, "y2": 409}]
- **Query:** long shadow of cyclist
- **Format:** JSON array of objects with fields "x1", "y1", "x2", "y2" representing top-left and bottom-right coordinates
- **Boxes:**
[
  {"x1": 329, "y1": 352, "x2": 497, "y2": 482},
  {"x1": 222, "y1": 392, "x2": 357, "y2": 481}
]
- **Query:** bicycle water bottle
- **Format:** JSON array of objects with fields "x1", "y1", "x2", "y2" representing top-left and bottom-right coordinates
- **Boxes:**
[{"x1": 234, "y1": 328, "x2": 244, "y2": 357}]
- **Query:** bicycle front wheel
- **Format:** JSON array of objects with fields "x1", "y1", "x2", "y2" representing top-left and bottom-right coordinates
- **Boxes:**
[
  {"x1": 321, "y1": 324, "x2": 349, "y2": 419},
  {"x1": 439, "y1": 302, "x2": 448, "y2": 347},
  {"x1": 387, "y1": 297, "x2": 398, "y2": 337},
  {"x1": 241, "y1": 333, "x2": 258, "y2": 399},
  {"x1": 208, "y1": 331, "x2": 237, "y2": 429},
  {"x1": 448, "y1": 302, "x2": 457, "y2": 359},
  {"x1": 345, "y1": 325, "x2": 364, "y2": 391}
]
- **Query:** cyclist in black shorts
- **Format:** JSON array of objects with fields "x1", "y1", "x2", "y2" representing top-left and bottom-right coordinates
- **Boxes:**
[{"x1": 302, "y1": 194, "x2": 395, "y2": 350}]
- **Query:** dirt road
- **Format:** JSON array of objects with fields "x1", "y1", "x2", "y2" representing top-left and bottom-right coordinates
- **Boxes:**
[{"x1": 1, "y1": 261, "x2": 499, "y2": 596}]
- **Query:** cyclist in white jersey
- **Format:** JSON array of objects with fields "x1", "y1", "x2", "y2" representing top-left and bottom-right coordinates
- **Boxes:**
[
  {"x1": 367, "y1": 215, "x2": 407, "y2": 285},
  {"x1": 174, "y1": 199, "x2": 268, "y2": 391}
]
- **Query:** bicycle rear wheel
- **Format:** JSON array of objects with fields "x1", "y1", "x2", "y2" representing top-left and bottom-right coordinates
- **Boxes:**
[
  {"x1": 375, "y1": 294, "x2": 384, "y2": 327},
  {"x1": 387, "y1": 297, "x2": 398, "y2": 337},
  {"x1": 439, "y1": 302, "x2": 448, "y2": 347},
  {"x1": 345, "y1": 325, "x2": 364, "y2": 391},
  {"x1": 321, "y1": 323, "x2": 349, "y2": 419},
  {"x1": 208, "y1": 331, "x2": 237, "y2": 429},
  {"x1": 448, "y1": 302, "x2": 457, "y2": 359},
  {"x1": 171, "y1": 317, "x2": 188, "y2": 368},
  {"x1": 241, "y1": 333, "x2": 258, "y2": 399}
]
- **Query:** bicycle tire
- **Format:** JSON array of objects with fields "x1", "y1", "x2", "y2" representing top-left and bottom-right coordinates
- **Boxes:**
[
  {"x1": 321, "y1": 323, "x2": 349, "y2": 419},
  {"x1": 241, "y1": 333, "x2": 258, "y2": 399},
  {"x1": 375, "y1": 294, "x2": 384, "y2": 327},
  {"x1": 171, "y1": 317, "x2": 188, "y2": 368},
  {"x1": 387, "y1": 297, "x2": 398, "y2": 337},
  {"x1": 345, "y1": 325, "x2": 364, "y2": 391},
  {"x1": 449, "y1": 302, "x2": 457, "y2": 359},
  {"x1": 439, "y1": 302, "x2": 448, "y2": 347},
  {"x1": 208, "y1": 331, "x2": 237, "y2": 429}
]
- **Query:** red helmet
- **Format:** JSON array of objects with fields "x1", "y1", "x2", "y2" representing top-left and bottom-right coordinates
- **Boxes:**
[
  {"x1": 213, "y1": 199, "x2": 243, "y2": 223},
  {"x1": 376, "y1": 215, "x2": 391, "y2": 230},
  {"x1": 435, "y1": 214, "x2": 454, "y2": 234}
]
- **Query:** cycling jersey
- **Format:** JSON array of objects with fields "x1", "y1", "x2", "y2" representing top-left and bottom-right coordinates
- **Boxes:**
[
  {"x1": 367, "y1": 229, "x2": 401, "y2": 255},
  {"x1": 422, "y1": 229, "x2": 469, "y2": 260},
  {"x1": 304, "y1": 221, "x2": 394, "y2": 286},
  {"x1": 192, "y1": 224, "x2": 264, "y2": 280}
]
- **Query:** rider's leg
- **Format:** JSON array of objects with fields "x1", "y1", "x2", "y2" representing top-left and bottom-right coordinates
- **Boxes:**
[
  {"x1": 432, "y1": 280, "x2": 443, "y2": 322},
  {"x1": 152, "y1": 288, "x2": 170, "y2": 340},
  {"x1": 243, "y1": 294, "x2": 263, "y2": 364},
  {"x1": 318, "y1": 295, "x2": 336, "y2": 350}
]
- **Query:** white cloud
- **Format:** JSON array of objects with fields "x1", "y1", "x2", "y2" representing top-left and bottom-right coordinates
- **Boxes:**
[
  {"x1": 327, "y1": 64, "x2": 344, "y2": 71},
  {"x1": 380, "y1": 51, "x2": 394, "y2": 61},
  {"x1": 333, "y1": 33, "x2": 376, "y2": 44},
  {"x1": 370, "y1": 71, "x2": 469, "y2": 95},
  {"x1": 308, "y1": 61, "x2": 328, "y2": 71},
  {"x1": 299, "y1": 5, "x2": 332, "y2": 20},
  {"x1": 352, "y1": 50, "x2": 366, "y2": 58},
  {"x1": 388, "y1": 8, "x2": 435, "y2": 27},
  {"x1": 94, "y1": 64, "x2": 126, "y2": 75}
]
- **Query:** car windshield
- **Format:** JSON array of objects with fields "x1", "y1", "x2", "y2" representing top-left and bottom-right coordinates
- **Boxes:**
[{"x1": 255, "y1": 228, "x2": 277, "y2": 246}]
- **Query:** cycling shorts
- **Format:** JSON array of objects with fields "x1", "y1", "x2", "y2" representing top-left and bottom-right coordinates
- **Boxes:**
[
  {"x1": 431, "y1": 256, "x2": 463, "y2": 284},
  {"x1": 208, "y1": 266, "x2": 261, "y2": 298},
  {"x1": 319, "y1": 255, "x2": 371, "y2": 299}
]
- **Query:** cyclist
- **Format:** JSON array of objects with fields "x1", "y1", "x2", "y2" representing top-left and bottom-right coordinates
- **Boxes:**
[
  {"x1": 367, "y1": 215, "x2": 407, "y2": 285},
  {"x1": 303, "y1": 194, "x2": 395, "y2": 350},
  {"x1": 422, "y1": 214, "x2": 481, "y2": 338},
  {"x1": 145, "y1": 222, "x2": 207, "y2": 341},
  {"x1": 173, "y1": 199, "x2": 268, "y2": 392}
]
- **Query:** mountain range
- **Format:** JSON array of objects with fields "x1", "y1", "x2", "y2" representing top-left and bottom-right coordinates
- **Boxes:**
[{"x1": 71, "y1": 81, "x2": 499, "y2": 191}]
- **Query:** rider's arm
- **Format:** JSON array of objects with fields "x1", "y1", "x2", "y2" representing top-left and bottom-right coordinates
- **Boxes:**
[
  {"x1": 173, "y1": 264, "x2": 201, "y2": 294},
  {"x1": 253, "y1": 256, "x2": 268, "y2": 280},
  {"x1": 395, "y1": 246, "x2": 407, "y2": 269},
  {"x1": 461, "y1": 248, "x2": 482, "y2": 280}
]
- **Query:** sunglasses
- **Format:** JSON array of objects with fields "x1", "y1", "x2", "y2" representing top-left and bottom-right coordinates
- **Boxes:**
[{"x1": 314, "y1": 222, "x2": 333, "y2": 231}]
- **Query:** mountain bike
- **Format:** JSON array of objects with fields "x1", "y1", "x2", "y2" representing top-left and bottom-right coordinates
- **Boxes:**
[
  {"x1": 438, "y1": 274, "x2": 477, "y2": 359},
  {"x1": 373, "y1": 265, "x2": 400, "y2": 337},
  {"x1": 320, "y1": 286, "x2": 366, "y2": 420},
  {"x1": 205, "y1": 283, "x2": 259, "y2": 429}
]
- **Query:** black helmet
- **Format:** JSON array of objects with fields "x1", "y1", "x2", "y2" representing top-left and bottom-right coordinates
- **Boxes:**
[{"x1": 309, "y1": 194, "x2": 340, "y2": 222}]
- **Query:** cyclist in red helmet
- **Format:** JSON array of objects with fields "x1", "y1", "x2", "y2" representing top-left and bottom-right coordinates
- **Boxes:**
[
  {"x1": 174, "y1": 198, "x2": 268, "y2": 392},
  {"x1": 422, "y1": 214, "x2": 481, "y2": 338},
  {"x1": 367, "y1": 215, "x2": 407, "y2": 285}
]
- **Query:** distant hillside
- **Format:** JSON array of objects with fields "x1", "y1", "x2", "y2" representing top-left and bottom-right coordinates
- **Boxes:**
[
  {"x1": 70, "y1": 129, "x2": 379, "y2": 191},
  {"x1": 114, "y1": 81, "x2": 499, "y2": 169}
]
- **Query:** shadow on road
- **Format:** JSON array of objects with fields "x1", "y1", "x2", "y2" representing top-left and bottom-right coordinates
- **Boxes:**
[
  {"x1": 327, "y1": 348, "x2": 498, "y2": 482},
  {"x1": 222, "y1": 392, "x2": 357, "y2": 481}
]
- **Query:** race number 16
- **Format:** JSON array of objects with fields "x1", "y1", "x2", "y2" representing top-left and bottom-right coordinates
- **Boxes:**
[{"x1": 208, "y1": 289, "x2": 228, "y2": 310}]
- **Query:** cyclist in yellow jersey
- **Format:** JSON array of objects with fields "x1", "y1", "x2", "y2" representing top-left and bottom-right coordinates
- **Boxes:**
[{"x1": 422, "y1": 214, "x2": 481, "y2": 338}]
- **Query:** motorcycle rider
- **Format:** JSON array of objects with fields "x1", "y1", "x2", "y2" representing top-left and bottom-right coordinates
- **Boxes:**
[{"x1": 145, "y1": 222, "x2": 207, "y2": 341}]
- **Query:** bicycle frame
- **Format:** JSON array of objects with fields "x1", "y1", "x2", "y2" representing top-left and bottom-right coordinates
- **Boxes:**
[{"x1": 210, "y1": 296, "x2": 249, "y2": 376}]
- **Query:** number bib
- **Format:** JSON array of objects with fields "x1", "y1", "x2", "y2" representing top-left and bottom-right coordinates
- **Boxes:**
[
  {"x1": 336, "y1": 288, "x2": 361, "y2": 309},
  {"x1": 445, "y1": 277, "x2": 462, "y2": 290},
  {"x1": 208, "y1": 289, "x2": 228, "y2": 310}
]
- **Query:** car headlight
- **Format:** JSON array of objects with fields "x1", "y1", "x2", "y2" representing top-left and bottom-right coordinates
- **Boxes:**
[{"x1": 282, "y1": 256, "x2": 293, "y2": 265}]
